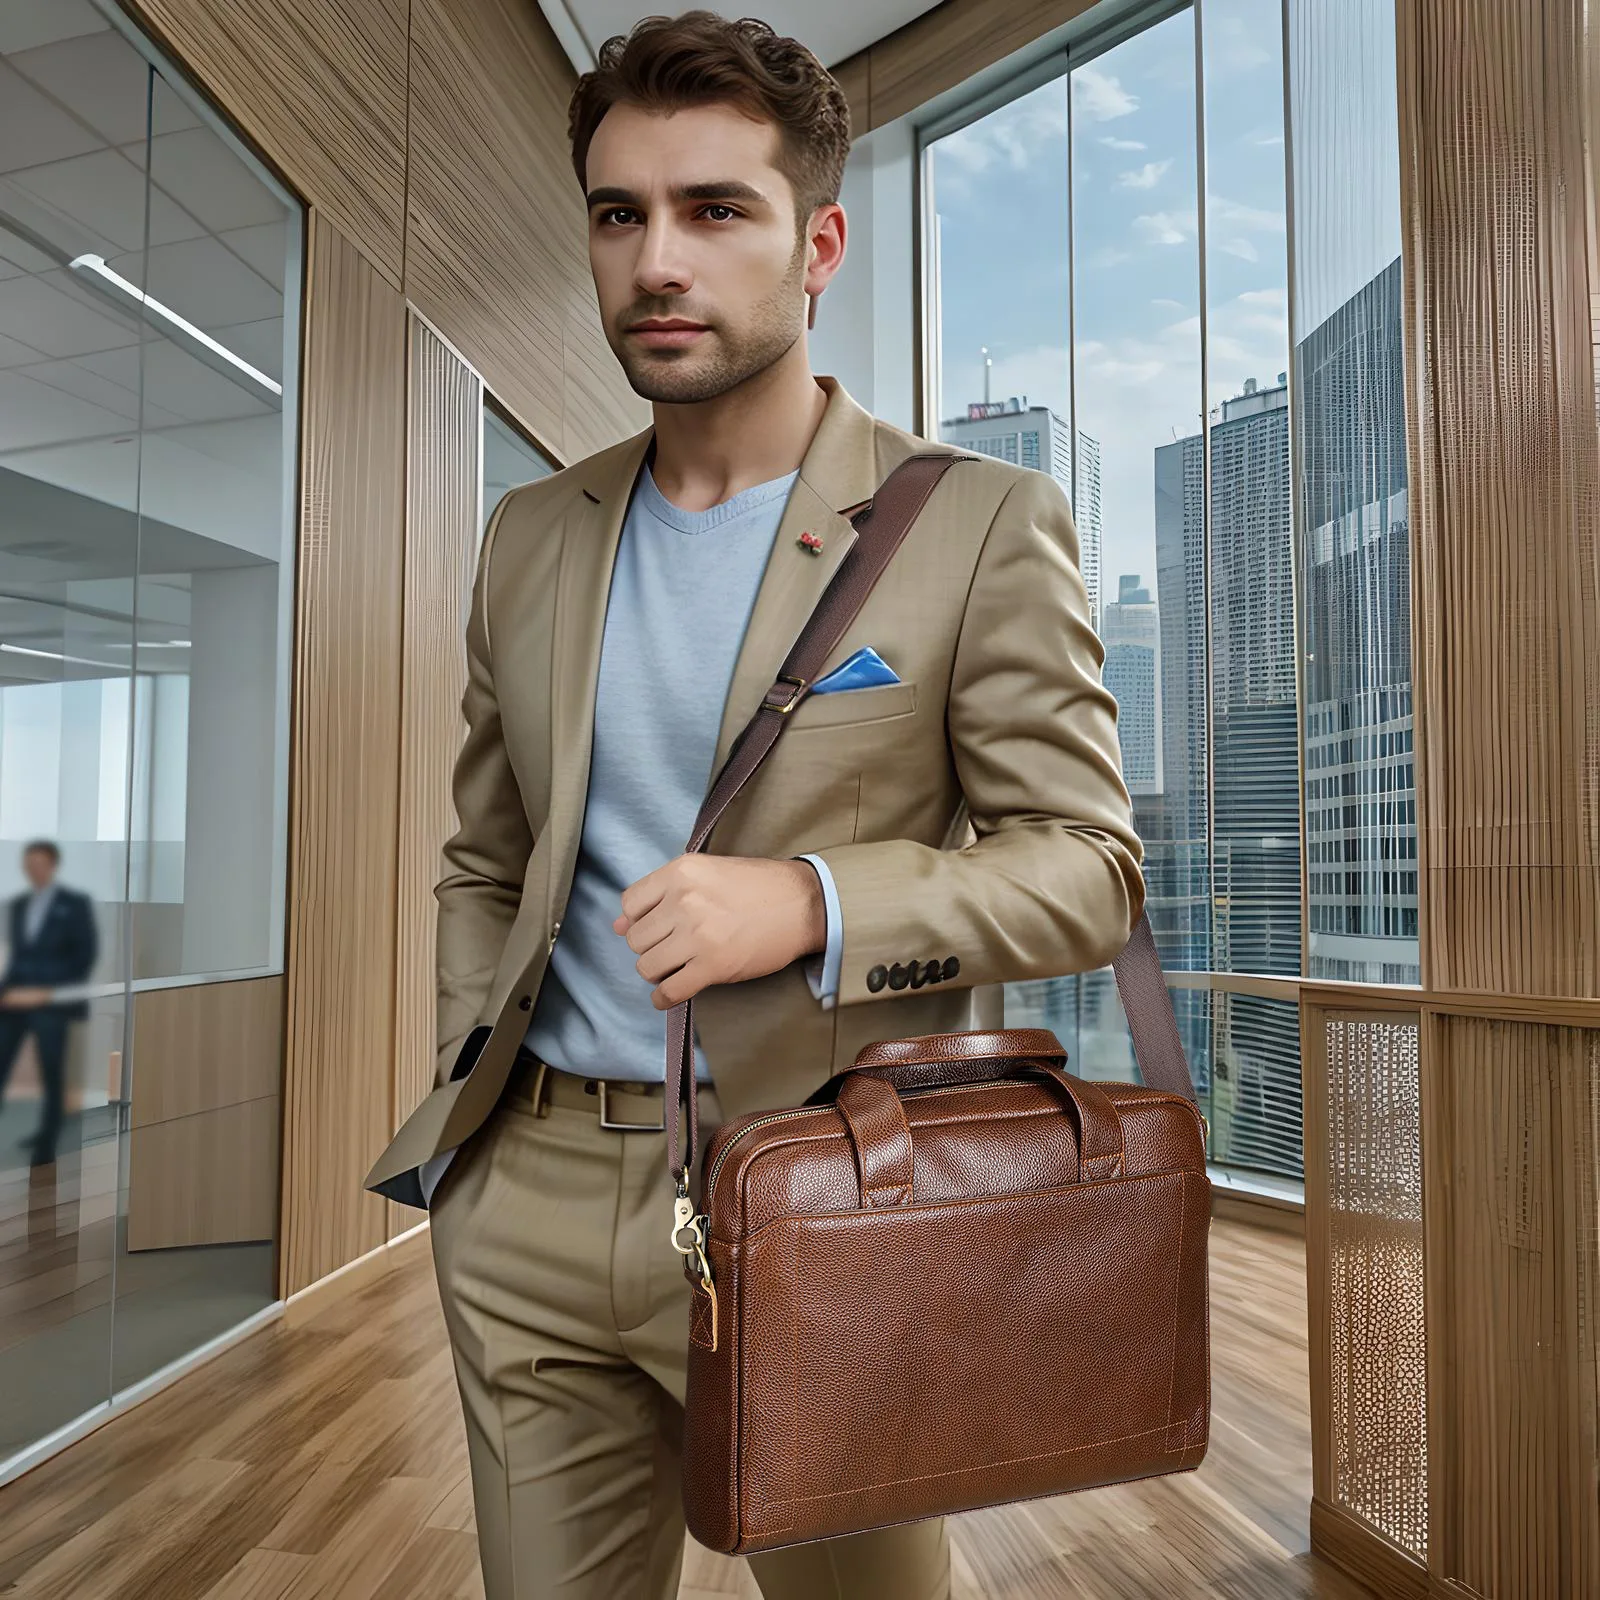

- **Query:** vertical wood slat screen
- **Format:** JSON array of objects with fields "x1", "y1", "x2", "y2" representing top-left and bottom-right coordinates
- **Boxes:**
[
  {"x1": 280, "y1": 213, "x2": 407, "y2": 1298},
  {"x1": 1397, "y1": 0, "x2": 1600, "y2": 1000},
  {"x1": 390, "y1": 318, "x2": 483, "y2": 1239},
  {"x1": 1424, "y1": 1018, "x2": 1600, "y2": 1596}
]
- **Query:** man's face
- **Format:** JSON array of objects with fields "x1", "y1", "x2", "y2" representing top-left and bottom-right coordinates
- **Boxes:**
[
  {"x1": 584, "y1": 102, "x2": 826, "y2": 403},
  {"x1": 22, "y1": 850, "x2": 54, "y2": 890}
]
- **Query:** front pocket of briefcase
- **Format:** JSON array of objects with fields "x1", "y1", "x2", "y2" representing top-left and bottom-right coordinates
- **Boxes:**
[{"x1": 735, "y1": 1167, "x2": 1210, "y2": 1547}]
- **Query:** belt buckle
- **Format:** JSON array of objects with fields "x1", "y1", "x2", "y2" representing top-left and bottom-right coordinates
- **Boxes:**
[{"x1": 598, "y1": 1081, "x2": 665, "y2": 1133}]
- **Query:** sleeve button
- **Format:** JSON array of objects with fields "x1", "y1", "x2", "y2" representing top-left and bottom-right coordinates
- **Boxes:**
[
  {"x1": 866, "y1": 965, "x2": 889, "y2": 993},
  {"x1": 888, "y1": 963, "x2": 910, "y2": 991},
  {"x1": 941, "y1": 956, "x2": 960, "y2": 981}
]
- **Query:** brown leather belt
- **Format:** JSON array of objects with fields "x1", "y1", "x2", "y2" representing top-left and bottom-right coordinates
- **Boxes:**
[{"x1": 512, "y1": 1049, "x2": 667, "y2": 1131}]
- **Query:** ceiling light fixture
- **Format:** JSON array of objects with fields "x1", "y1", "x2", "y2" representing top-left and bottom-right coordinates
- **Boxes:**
[{"x1": 69, "y1": 253, "x2": 283, "y2": 404}]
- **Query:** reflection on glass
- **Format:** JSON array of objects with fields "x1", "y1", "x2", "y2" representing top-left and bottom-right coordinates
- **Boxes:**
[
  {"x1": 1288, "y1": 0, "x2": 1416, "y2": 984},
  {"x1": 0, "y1": 2, "x2": 300, "y2": 1461},
  {"x1": 483, "y1": 402, "x2": 554, "y2": 542}
]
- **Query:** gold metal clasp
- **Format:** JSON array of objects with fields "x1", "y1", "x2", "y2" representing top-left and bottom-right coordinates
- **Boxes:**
[
  {"x1": 764, "y1": 675, "x2": 808, "y2": 715},
  {"x1": 670, "y1": 1186, "x2": 715, "y2": 1290}
]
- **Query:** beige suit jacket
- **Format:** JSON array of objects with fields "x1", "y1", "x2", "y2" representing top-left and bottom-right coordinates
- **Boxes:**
[{"x1": 366, "y1": 376, "x2": 1144, "y2": 1205}]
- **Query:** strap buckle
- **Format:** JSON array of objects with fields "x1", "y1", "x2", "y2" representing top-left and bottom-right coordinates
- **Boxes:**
[
  {"x1": 762, "y1": 675, "x2": 808, "y2": 715},
  {"x1": 598, "y1": 1082, "x2": 666, "y2": 1132}
]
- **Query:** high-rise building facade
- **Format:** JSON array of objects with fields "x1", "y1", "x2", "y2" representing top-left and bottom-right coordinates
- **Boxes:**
[
  {"x1": 1295, "y1": 258, "x2": 1418, "y2": 983},
  {"x1": 1102, "y1": 574, "x2": 1160, "y2": 794},
  {"x1": 939, "y1": 399, "x2": 1104, "y2": 631},
  {"x1": 1154, "y1": 377, "x2": 1303, "y2": 1174}
]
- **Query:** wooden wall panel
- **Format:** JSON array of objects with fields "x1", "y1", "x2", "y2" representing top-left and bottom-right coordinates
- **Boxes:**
[
  {"x1": 124, "y1": 977, "x2": 284, "y2": 1252},
  {"x1": 280, "y1": 213, "x2": 407, "y2": 1298},
  {"x1": 124, "y1": 0, "x2": 410, "y2": 285},
  {"x1": 834, "y1": 0, "x2": 1099, "y2": 133},
  {"x1": 392, "y1": 316, "x2": 483, "y2": 1239},
  {"x1": 1423, "y1": 1017, "x2": 1600, "y2": 1595},
  {"x1": 405, "y1": 0, "x2": 647, "y2": 462},
  {"x1": 1399, "y1": 0, "x2": 1600, "y2": 1001}
]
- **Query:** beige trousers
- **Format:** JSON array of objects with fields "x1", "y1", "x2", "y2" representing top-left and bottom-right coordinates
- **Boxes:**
[{"x1": 429, "y1": 1056, "x2": 950, "y2": 1600}]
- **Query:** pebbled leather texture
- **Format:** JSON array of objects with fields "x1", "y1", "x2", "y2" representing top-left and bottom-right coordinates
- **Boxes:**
[{"x1": 681, "y1": 1032, "x2": 1212, "y2": 1555}]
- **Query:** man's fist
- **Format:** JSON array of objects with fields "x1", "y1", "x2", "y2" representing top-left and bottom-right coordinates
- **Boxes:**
[{"x1": 614, "y1": 855, "x2": 826, "y2": 1010}]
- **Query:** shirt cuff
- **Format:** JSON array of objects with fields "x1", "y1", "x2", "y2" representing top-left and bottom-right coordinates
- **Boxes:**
[{"x1": 797, "y1": 853, "x2": 843, "y2": 1011}]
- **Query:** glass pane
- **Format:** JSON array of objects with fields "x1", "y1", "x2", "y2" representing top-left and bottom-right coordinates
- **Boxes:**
[
  {"x1": 0, "y1": 0, "x2": 148, "y2": 1455},
  {"x1": 483, "y1": 403, "x2": 554, "y2": 541},
  {"x1": 925, "y1": 73, "x2": 1074, "y2": 590},
  {"x1": 1201, "y1": 0, "x2": 1298, "y2": 984},
  {"x1": 110, "y1": 58, "x2": 299, "y2": 1396},
  {"x1": 1287, "y1": 0, "x2": 1416, "y2": 984}
]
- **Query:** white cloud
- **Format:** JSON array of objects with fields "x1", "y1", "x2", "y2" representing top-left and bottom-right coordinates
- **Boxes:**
[
  {"x1": 1118, "y1": 160, "x2": 1172, "y2": 191},
  {"x1": 1209, "y1": 195, "x2": 1285, "y2": 233},
  {"x1": 1099, "y1": 135, "x2": 1147, "y2": 152},
  {"x1": 1133, "y1": 209, "x2": 1198, "y2": 246},
  {"x1": 1072, "y1": 65, "x2": 1138, "y2": 122},
  {"x1": 1249, "y1": 130, "x2": 1285, "y2": 148},
  {"x1": 935, "y1": 91, "x2": 1068, "y2": 182},
  {"x1": 1217, "y1": 238, "x2": 1259, "y2": 262},
  {"x1": 1151, "y1": 297, "x2": 1187, "y2": 312}
]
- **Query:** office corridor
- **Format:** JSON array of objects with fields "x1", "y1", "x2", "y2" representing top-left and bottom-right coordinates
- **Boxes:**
[{"x1": 0, "y1": 1216, "x2": 1371, "y2": 1599}]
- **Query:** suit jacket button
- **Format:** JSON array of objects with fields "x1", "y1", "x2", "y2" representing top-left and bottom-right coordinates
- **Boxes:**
[
  {"x1": 887, "y1": 963, "x2": 910, "y2": 990},
  {"x1": 909, "y1": 962, "x2": 927, "y2": 989},
  {"x1": 941, "y1": 956, "x2": 960, "y2": 981},
  {"x1": 924, "y1": 958, "x2": 944, "y2": 984},
  {"x1": 518, "y1": 994, "x2": 532, "y2": 1010},
  {"x1": 866, "y1": 965, "x2": 889, "y2": 993}
]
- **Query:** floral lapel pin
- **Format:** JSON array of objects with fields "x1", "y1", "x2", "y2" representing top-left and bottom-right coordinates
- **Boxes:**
[{"x1": 797, "y1": 530, "x2": 824, "y2": 556}]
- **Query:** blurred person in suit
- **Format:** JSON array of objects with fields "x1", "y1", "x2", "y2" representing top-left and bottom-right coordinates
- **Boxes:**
[{"x1": 0, "y1": 841, "x2": 98, "y2": 1167}]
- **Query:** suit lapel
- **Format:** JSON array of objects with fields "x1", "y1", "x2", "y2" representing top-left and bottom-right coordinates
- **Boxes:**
[
  {"x1": 708, "y1": 376, "x2": 885, "y2": 777},
  {"x1": 544, "y1": 428, "x2": 652, "y2": 916}
]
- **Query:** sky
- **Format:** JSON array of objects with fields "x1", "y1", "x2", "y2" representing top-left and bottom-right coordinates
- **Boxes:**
[{"x1": 929, "y1": 0, "x2": 1293, "y2": 595}]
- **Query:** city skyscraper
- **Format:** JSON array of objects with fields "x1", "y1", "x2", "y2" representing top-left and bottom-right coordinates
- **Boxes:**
[
  {"x1": 939, "y1": 398, "x2": 1104, "y2": 631},
  {"x1": 1154, "y1": 375, "x2": 1302, "y2": 1175},
  {"x1": 1295, "y1": 257, "x2": 1417, "y2": 984},
  {"x1": 1102, "y1": 574, "x2": 1160, "y2": 794}
]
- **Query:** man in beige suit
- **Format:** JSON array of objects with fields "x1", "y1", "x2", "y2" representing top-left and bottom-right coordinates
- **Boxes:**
[{"x1": 368, "y1": 11, "x2": 1143, "y2": 1599}]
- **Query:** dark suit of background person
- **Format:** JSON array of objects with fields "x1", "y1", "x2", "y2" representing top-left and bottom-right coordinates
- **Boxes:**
[{"x1": 0, "y1": 861, "x2": 98, "y2": 1167}]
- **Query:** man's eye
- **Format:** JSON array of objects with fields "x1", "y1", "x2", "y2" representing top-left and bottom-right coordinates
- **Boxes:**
[
  {"x1": 599, "y1": 208, "x2": 640, "y2": 226},
  {"x1": 701, "y1": 205, "x2": 738, "y2": 222}
]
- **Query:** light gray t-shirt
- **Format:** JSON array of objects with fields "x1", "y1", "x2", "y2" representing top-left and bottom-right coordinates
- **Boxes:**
[{"x1": 523, "y1": 461, "x2": 800, "y2": 1082}]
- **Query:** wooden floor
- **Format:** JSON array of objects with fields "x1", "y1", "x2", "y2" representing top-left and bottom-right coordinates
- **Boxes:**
[{"x1": 0, "y1": 1216, "x2": 1376, "y2": 1599}]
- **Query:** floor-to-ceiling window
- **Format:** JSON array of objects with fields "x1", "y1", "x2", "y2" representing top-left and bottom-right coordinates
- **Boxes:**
[
  {"x1": 0, "y1": 0, "x2": 301, "y2": 1467},
  {"x1": 925, "y1": 0, "x2": 1410, "y2": 1186}
]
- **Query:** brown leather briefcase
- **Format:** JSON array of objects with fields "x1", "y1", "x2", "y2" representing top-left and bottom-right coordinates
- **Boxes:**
[{"x1": 662, "y1": 454, "x2": 1210, "y2": 1555}]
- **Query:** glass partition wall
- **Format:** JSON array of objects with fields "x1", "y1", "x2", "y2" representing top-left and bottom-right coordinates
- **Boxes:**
[
  {"x1": 0, "y1": 0, "x2": 300, "y2": 1468},
  {"x1": 924, "y1": 0, "x2": 1411, "y2": 1187}
]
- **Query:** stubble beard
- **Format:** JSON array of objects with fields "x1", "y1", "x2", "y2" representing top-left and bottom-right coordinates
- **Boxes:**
[{"x1": 613, "y1": 242, "x2": 807, "y2": 405}]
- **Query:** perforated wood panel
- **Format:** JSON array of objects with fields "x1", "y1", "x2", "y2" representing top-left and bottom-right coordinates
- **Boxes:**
[
  {"x1": 390, "y1": 317, "x2": 483, "y2": 1237},
  {"x1": 1320, "y1": 1014, "x2": 1427, "y2": 1559}
]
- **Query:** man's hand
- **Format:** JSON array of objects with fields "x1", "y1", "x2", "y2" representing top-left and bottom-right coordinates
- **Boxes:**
[
  {"x1": 0, "y1": 986, "x2": 50, "y2": 1010},
  {"x1": 614, "y1": 855, "x2": 826, "y2": 1010}
]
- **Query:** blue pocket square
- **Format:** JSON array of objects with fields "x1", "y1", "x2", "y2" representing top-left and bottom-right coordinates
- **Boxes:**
[{"x1": 811, "y1": 647, "x2": 902, "y2": 694}]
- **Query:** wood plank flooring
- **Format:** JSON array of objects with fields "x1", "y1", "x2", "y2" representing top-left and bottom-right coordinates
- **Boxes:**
[{"x1": 0, "y1": 1216, "x2": 1376, "y2": 1599}]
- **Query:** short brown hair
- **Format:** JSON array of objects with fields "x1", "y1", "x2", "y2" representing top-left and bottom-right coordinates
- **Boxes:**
[{"x1": 568, "y1": 11, "x2": 852, "y2": 228}]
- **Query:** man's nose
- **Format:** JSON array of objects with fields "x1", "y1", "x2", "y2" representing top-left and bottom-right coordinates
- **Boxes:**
[{"x1": 634, "y1": 218, "x2": 692, "y2": 296}]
